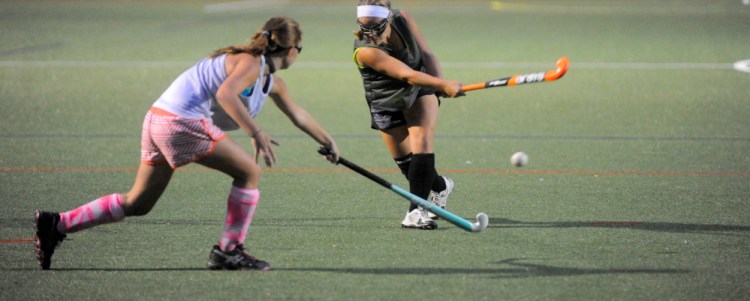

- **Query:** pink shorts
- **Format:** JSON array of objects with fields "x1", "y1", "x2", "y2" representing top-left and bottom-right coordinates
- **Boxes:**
[{"x1": 141, "y1": 108, "x2": 227, "y2": 168}]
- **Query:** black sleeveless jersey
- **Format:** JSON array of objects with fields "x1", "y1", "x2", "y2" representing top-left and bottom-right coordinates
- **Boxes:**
[{"x1": 354, "y1": 10, "x2": 426, "y2": 111}]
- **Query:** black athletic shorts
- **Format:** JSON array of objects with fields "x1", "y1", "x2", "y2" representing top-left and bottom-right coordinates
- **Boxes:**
[{"x1": 369, "y1": 88, "x2": 439, "y2": 130}]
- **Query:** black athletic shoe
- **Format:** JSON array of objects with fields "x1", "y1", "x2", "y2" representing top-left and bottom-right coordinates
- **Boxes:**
[
  {"x1": 34, "y1": 210, "x2": 66, "y2": 270},
  {"x1": 207, "y1": 244, "x2": 271, "y2": 271}
]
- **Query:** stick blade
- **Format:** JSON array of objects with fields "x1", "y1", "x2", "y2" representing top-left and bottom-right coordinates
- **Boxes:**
[
  {"x1": 545, "y1": 56, "x2": 569, "y2": 81},
  {"x1": 471, "y1": 212, "x2": 489, "y2": 232}
]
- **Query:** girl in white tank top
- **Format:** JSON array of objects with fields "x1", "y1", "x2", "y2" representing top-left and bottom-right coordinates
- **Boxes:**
[{"x1": 33, "y1": 17, "x2": 339, "y2": 271}]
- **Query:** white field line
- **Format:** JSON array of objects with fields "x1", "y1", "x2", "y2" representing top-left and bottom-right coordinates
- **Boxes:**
[
  {"x1": 0, "y1": 60, "x2": 742, "y2": 70},
  {"x1": 0, "y1": 61, "x2": 191, "y2": 68},
  {"x1": 204, "y1": 0, "x2": 289, "y2": 13}
]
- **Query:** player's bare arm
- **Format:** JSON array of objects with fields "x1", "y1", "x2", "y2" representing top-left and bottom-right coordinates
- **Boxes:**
[
  {"x1": 217, "y1": 53, "x2": 277, "y2": 166},
  {"x1": 269, "y1": 76, "x2": 339, "y2": 163},
  {"x1": 216, "y1": 53, "x2": 263, "y2": 136},
  {"x1": 356, "y1": 47, "x2": 462, "y2": 97}
]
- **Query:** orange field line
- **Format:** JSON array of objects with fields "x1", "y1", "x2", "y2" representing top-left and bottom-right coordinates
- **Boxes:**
[
  {"x1": 0, "y1": 167, "x2": 748, "y2": 176},
  {"x1": 0, "y1": 238, "x2": 34, "y2": 243}
]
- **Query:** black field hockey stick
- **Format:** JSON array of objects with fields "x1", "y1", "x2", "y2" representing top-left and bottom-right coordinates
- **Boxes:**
[
  {"x1": 462, "y1": 56, "x2": 569, "y2": 91},
  {"x1": 317, "y1": 148, "x2": 489, "y2": 233}
]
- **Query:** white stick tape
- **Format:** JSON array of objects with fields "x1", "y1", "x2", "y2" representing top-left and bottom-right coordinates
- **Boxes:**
[
  {"x1": 357, "y1": 5, "x2": 390, "y2": 18},
  {"x1": 734, "y1": 59, "x2": 750, "y2": 73}
]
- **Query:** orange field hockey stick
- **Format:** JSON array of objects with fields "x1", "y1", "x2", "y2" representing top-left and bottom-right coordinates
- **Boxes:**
[{"x1": 462, "y1": 56, "x2": 569, "y2": 92}]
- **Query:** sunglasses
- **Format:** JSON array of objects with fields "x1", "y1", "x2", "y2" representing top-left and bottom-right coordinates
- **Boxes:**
[
  {"x1": 293, "y1": 45, "x2": 302, "y2": 54},
  {"x1": 357, "y1": 16, "x2": 389, "y2": 37}
]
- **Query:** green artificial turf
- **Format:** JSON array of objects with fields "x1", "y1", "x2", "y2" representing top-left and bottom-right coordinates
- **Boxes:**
[{"x1": 1, "y1": 1, "x2": 749, "y2": 300}]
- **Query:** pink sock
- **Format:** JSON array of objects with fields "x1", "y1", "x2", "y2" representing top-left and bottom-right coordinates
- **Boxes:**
[
  {"x1": 58, "y1": 194, "x2": 125, "y2": 234},
  {"x1": 219, "y1": 186, "x2": 260, "y2": 252}
]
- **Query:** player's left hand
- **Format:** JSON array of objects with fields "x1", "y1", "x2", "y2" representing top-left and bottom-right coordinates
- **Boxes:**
[{"x1": 252, "y1": 131, "x2": 279, "y2": 167}]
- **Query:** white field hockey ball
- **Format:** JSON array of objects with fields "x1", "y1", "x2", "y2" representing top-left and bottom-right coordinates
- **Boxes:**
[{"x1": 510, "y1": 152, "x2": 529, "y2": 167}]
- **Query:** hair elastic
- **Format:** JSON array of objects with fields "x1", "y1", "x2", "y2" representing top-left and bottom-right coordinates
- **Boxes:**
[
  {"x1": 357, "y1": 5, "x2": 390, "y2": 18},
  {"x1": 262, "y1": 30, "x2": 276, "y2": 48}
]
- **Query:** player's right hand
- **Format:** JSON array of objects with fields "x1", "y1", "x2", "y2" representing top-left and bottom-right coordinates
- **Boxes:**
[{"x1": 441, "y1": 80, "x2": 465, "y2": 98}]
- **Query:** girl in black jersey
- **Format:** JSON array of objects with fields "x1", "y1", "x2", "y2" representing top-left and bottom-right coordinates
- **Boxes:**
[{"x1": 353, "y1": 0, "x2": 464, "y2": 229}]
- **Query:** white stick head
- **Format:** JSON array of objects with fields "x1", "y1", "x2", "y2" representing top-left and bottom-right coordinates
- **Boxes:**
[{"x1": 471, "y1": 213, "x2": 489, "y2": 232}]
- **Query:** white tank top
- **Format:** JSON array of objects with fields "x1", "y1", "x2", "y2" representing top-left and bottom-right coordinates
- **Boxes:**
[{"x1": 152, "y1": 54, "x2": 273, "y2": 130}]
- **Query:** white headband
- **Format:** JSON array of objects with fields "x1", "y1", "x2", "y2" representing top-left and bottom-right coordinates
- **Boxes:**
[{"x1": 357, "y1": 5, "x2": 390, "y2": 19}]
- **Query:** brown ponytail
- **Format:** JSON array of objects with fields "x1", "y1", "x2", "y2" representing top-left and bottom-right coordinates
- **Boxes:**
[{"x1": 211, "y1": 16, "x2": 301, "y2": 58}]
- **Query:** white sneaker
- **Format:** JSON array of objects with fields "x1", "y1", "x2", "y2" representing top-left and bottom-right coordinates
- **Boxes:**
[
  {"x1": 401, "y1": 208, "x2": 437, "y2": 230},
  {"x1": 427, "y1": 176, "x2": 454, "y2": 219}
]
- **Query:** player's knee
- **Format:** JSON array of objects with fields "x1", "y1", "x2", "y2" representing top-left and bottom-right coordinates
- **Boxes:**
[
  {"x1": 408, "y1": 130, "x2": 434, "y2": 152},
  {"x1": 234, "y1": 163, "x2": 262, "y2": 188}
]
